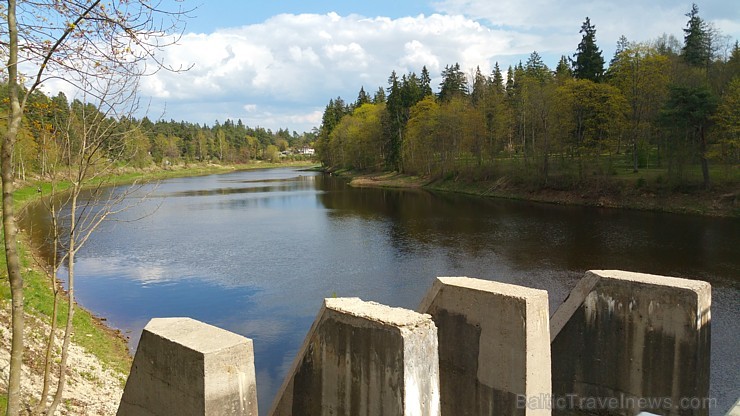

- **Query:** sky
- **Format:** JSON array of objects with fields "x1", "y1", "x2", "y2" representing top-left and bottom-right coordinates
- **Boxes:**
[{"x1": 48, "y1": 0, "x2": 740, "y2": 133}]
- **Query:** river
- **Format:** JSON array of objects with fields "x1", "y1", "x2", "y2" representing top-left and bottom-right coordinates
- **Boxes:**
[{"x1": 20, "y1": 167, "x2": 740, "y2": 415}]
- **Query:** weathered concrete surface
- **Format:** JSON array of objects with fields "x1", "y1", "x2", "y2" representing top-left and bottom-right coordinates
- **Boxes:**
[
  {"x1": 551, "y1": 270, "x2": 711, "y2": 416},
  {"x1": 117, "y1": 317, "x2": 258, "y2": 416},
  {"x1": 270, "y1": 297, "x2": 440, "y2": 416},
  {"x1": 418, "y1": 277, "x2": 551, "y2": 416},
  {"x1": 727, "y1": 398, "x2": 740, "y2": 416}
]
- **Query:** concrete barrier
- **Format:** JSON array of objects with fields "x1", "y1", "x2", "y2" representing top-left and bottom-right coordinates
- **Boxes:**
[
  {"x1": 419, "y1": 277, "x2": 551, "y2": 416},
  {"x1": 269, "y1": 297, "x2": 440, "y2": 416},
  {"x1": 550, "y1": 270, "x2": 711, "y2": 416},
  {"x1": 117, "y1": 317, "x2": 258, "y2": 416}
]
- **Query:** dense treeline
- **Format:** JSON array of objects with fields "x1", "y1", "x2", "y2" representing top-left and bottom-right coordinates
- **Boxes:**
[
  {"x1": 316, "y1": 6, "x2": 739, "y2": 190},
  {"x1": 0, "y1": 86, "x2": 317, "y2": 181}
]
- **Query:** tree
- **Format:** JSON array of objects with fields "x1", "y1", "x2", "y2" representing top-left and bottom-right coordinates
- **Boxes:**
[
  {"x1": 373, "y1": 87, "x2": 386, "y2": 104},
  {"x1": 403, "y1": 96, "x2": 440, "y2": 175},
  {"x1": 682, "y1": 4, "x2": 710, "y2": 68},
  {"x1": 438, "y1": 63, "x2": 468, "y2": 101},
  {"x1": 264, "y1": 144, "x2": 280, "y2": 163},
  {"x1": 660, "y1": 86, "x2": 717, "y2": 188},
  {"x1": 420, "y1": 66, "x2": 433, "y2": 97},
  {"x1": 2, "y1": 1, "x2": 186, "y2": 414},
  {"x1": 491, "y1": 62, "x2": 505, "y2": 93},
  {"x1": 557, "y1": 79, "x2": 628, "y2": 179},
  {"x1": 355, "y1": 86, "x2": 371, "y2": 108},
  {"x1": 712, "y1": 76, "x2": 740, "y2": 170},
  {"x1": 609, "y1": 44, "x2": 670, "y2": 172},
  {"x1": 35, "y1": 81, "x2": 152, "y2": 416},
  {"x1": 572, "y1": 17, "x2": 605, "y2": 82},
  {"x1": 610, "y1": 35, "x2": 631, "y2": 68}
]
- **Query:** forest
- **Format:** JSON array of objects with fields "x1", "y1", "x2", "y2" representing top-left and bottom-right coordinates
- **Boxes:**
[
  {"x1": 316, "y1": 7, "x2": 739, "y2": 192},
  {"x1": 0, "y1": 88, "x2": 317, "y2": 182}
]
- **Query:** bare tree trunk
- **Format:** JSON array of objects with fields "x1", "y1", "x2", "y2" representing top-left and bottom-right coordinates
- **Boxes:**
[
  {"x1": 34, "y1": 191, "x2": 62, "y2": 415},
  {"x1": 699, "y1": 127, "x2": 710, "y2": 189},
  {"x1": 46, "y1": 193, "x2": 76, "y2": 415},
  {"x1": 3, "y1": 1, "x2": 25, "y2": 414}
]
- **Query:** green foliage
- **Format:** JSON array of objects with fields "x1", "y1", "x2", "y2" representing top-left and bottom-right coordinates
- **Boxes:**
[
  {"x1": 572, "y1": 17, "x2": 606, "y2": 82},
  {"x1": 312, "y1": 8, "x2": 739, "y2": 193},
  {"x1": 682, "y1": 3, "x2": 710, "y2": 68},
  {"x1": 438, "y1": 63, "x2": 468, "y2": 101},
  {"x1": 0, "y1": 83, "x2": 316, "y2": 178},
  {"x1": 712, "y1": 76, "x2": 740, "y2": 166}
]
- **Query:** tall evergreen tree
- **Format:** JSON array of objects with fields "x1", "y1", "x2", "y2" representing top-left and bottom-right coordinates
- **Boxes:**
[
  {"x1": 572, "y1": 17, "x2": 605, "y2": 82},
  {"x1": 610, "y1": 35, "x2": 630, "y2": 67},
  {"x1": 505, "y1": 65, "x2": 515, "y2": 96},
  {"x1": 373, "y1": 86, "x2": 386, "y2": 104},
  {"x1": 525, "y1": 51, "x2": 549, "y2": 82},
  {"x1": 682, "y1": 3, "x2": 710, "y2": 68},
  {"x1": 385, "y1": 71, "x2": 404, "y2": 170},
  {"x1": 355, "y1": 86, "x2": 370, "y2": 108},
  {"x1": 471, "y1": 66, "x2": 488, "y2": 105},
  {"x1": 492, "y1": 62, "x2": 504, "y2": 93},
  {"x1": 420, "y1": 66, "x2": 433, "y2": 97},
  {"x1": 438, "y1": 63, "x2": 468, "y2": 101}
]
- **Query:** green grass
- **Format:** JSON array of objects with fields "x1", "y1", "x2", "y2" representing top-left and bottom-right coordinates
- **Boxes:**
[
  {"x1": 2, "y1": 161, "x2": 323, "y2": 388},
  {"x1": 0, "y1": 228, "x2": 133, "y2": 377}
]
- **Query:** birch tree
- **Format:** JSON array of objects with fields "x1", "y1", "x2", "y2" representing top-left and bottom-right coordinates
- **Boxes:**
[{"x1": 2, "y1": 1, "x2": 187, "y2": 414}]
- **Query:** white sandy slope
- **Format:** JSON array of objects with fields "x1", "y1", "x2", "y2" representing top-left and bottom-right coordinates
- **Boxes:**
[{"x1": 0, "y1": 307, "x2": 125, "y2": 415}]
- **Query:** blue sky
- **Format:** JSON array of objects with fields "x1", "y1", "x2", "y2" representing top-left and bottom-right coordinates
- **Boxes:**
[
  {"x1": 45, "y1": 0, "x2": 740, "y2": 133},
  {"x1": 185, "y1": 1, "x2": 436, "y2": 31}
]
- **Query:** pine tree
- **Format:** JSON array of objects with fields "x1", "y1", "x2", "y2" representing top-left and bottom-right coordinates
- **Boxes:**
[
  {"x1": 471, "y1": 66, "x2": 488, "y2": 105},
  {"x1": 355, "y1": 86, "x2": 370, "y2": 108},
  {"x1": 525, "y1": 51, "x2": 549, "y2": 82},
  {"x1": 610, "y1": 35, "x2": 630, "y2": 67},
  {"x1": 505, "y1": 65, "x2": 515, "y2": 96},
  {"x1": 572, "y1": 17, "x2": 605, "y2": 82},
  {"x1": 555, "y1": 55, "x2": 573, "y2": 84},
  {"x1": 438, "y1": 63, "x2": 468, "y2": 101},
  {"x1": 373, "y1": 86, "x2": 386, "y2": 104},
  {"x1": 682, "y1": 3, "x2": 710, "y2": 68},
  {"x1": 420, "y1": 66, "x2": 433, "y2": 97},
  {"x1": 492, "y1": 62, "x2": 504, "y2": 93}
]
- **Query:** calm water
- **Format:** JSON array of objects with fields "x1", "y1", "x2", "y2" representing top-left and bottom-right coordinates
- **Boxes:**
[{"x1": 21, "y1": 168, "x2": 740, "y2": 415}]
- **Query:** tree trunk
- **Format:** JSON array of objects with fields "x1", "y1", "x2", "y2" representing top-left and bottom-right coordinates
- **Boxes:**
[
  {"x1": 3, "y1": 1, "x2": 26, "y2": 414},
  {"x1": 699, "y1": 127, "x2": 710, "y2": 189},
  {"x1": 46, "y1": 192, "x2": 77, "y2": 416},
  {"x1": 34, "y1": 195, "x2": 61, "y2": 415},
  {"x1": 633, "y1": 138, "x2": 639, "y2": 173}
]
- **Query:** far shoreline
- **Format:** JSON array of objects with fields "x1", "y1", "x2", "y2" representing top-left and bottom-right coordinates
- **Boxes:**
[{"x1": 327, "y1": 169, "x2": 739, "y2": 218}]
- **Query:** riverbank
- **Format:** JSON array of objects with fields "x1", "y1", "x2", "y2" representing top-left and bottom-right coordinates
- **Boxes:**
[
  {"x1": 0, "y1": 160, "x2": 317, "y2": 413},
  {"x1": 341, "y1": 170, "x2": 739, "y2": 217}
]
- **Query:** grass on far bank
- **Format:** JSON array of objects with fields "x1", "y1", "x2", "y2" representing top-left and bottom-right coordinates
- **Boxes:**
[{"x1": 334, "y1": 160, "x2": 739, "y2": 217}]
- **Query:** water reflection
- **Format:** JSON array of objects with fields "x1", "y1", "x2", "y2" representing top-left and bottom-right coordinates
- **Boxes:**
[{"x1": 20, "y1": 168, "x2": 740, "y2": 415}]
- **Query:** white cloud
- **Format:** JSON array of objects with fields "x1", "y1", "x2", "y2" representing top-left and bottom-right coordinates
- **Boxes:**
[
  {"x1": 134, "y1": 3, "x2": 738, "y2": 133},
  {"x1": 140, "y1": 12, "x2": 530, "y2": 132}
]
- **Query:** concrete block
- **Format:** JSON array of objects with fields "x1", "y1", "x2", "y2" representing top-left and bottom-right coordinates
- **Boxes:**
[
  {"x1": 117, "y1": 317, "x2": 258, "y2": 416},
  {"x1": 551, "y1": 270, "x2": 711, "y2": 416},
  {"x1": 727, "y1": 398, "x2": 740, "y2": 416},
  {"x1": 419, "y1": 277, "x2": 551, "y2": 416},
  {"x1": 270, "y1": 297, "x2": 440, "y2": 416}
]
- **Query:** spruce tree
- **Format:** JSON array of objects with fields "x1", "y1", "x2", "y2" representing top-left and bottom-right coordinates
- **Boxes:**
[
  {"x1": 420, "y1": 66, "x2": 433, "y2": 97},
  {"x1": 438, "y1": 63, "x2": 468, "y2": 101},
  {"x1": 572, "y1": 17, "x2": 605, "y2": 82},
  {"x1": 355, "y1": 86, "x2": 370, "y2": 108},
  {"x1": 682, "y1": 3, "x2": 710, "y2": 68},
  {"x1": 492, "y1": 62, "x2": 504, "y2": 93}
]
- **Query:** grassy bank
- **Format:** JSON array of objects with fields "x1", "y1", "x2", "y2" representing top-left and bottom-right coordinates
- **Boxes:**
[
  {"x1": 339, "y1": 169, "x2": 739, "y2": 217},
  {"x1": 0, "y1": 160, "x2": 317, "y2": 410}
]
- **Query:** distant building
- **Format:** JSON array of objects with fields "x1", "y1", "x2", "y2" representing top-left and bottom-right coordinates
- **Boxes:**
[{"x1": 299, "y1": 147, "x2": 315, "y2": 156}]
